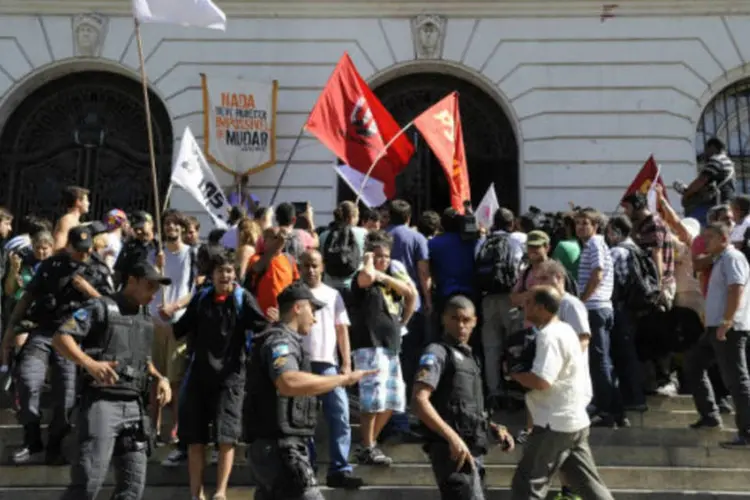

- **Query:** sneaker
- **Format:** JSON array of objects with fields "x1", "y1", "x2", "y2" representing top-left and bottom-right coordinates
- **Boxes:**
[
  {"x1": 356, "y1": 446, "x2": 392, "y2": 466},
  {"x1": 515, "y1": 429, "x2": 531, "y2": 445},
  {"x1": 655, "y1": 382, "x2": 678, "y2": 397},
  {"x1": 689, "y1": 417, "x2": 722, "y2": 430},
  {"x1": 615, "y1": 416, "x2": 632, "y2": 429},
  {"x1": 161, "y1": 448, "x2": 188, "y2": 467},
  {"x1": 590, "y1": 414, "x2": 616, "y2": 428},
  {"x1": 720, "y1": 435, "x2": 750, "y2": 449},
  {"x1": 12, "y1": 444, "x2": 44, "y2": 464},
  {"x1": 326, "y1": 470, "x2": 364, "y2": 489}
]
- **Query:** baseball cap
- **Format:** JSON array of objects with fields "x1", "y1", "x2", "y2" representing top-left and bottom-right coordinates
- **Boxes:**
[
  {"x1": 68, "y1": 225, "x2": 93, "y2": 253},
  {"x1": 105, "y1": 209, "x2": 128, "y2": 231},
  {"x1": 130, "y1": 211, "x2": 153, "y2": 229},
  {"x1": 526, "y1": 230, "x2": 550, "y2": 247},
  {"x1": 277, "y1": 282, "x2": 325, "y2": 311},
  {"x1": 88, "y1": 220, "x2": 108, "y2": 236},
  {"x1": 129, "y1": 262, "x2": 172, "y2": 286}
]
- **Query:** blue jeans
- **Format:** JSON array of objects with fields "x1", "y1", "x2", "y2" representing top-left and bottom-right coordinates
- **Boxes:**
[
  {"x1": 308, "y1": 362, "x2": 352, "y2": 475},
  {"x1": 588, "y1": 308, "x2": 616, "y2": 415}
]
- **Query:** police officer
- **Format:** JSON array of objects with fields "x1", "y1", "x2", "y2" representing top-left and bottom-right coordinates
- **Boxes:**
[
  {"x1": 245, "y1": 282, "x2": 375, "y2": 500},
  {"x1": 412, "y1": 295, "x2": 515, "y2": 500},
  {"x1": 113, "y1": 211, "x2": 157, "y2": 288},
  {"x1": 2, "y1": 224, "x2": 112, "y2": 464},
  {"x1": 52, "y1": 261, "x2": 173, "y2": 500}
]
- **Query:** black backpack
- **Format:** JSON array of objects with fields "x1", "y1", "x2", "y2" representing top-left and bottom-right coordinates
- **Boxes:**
[
  {"x1": 322, "y1": 226, "x2": 361, "y2": 278},
  {"x1": 475, "y1": 234, "x2": 518, "y2": 294},
  {"x1": 619, "y1": 241, "x2": 661, "y2": 313}
]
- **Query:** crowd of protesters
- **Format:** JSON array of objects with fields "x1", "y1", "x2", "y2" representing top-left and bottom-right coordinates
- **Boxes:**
[{"x1": 0, "y1": 136, "x2": 748, "y2": 500}]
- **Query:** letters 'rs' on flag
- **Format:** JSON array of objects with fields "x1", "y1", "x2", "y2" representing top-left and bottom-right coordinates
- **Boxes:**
[
  {"x1": 621, "y1": 155, "x2": 668, "y2": 207},
  {"x1": 413, "y1": 92, "x2": 471, "y2": 212},
  {"x1": 170, "y1": 127, "x2": 229, "y2": 229},
  {"x1": 305, "y1": 53, "x2": 414, "y2": 198},
  {"x1": 132, "y1": 0, "x2": 227, "y2": 30}
]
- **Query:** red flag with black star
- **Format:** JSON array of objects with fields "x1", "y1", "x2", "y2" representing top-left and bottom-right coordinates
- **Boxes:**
[{"x1": 305, "y1": 53, "x2": 414, "y2": 198}]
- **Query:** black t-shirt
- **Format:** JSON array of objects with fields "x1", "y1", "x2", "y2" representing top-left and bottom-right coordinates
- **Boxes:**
[
  {"x1": 349, "y1": 270, "x2": 406, "y2": 353},
  {"x1": 173, "y1": 286, "x2": 268, "y2": 383}
]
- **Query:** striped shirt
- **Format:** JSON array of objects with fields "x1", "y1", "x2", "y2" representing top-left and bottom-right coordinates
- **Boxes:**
[
  {"x1": 701, "y1": 152, "x2": 735, "y2": 205},
  {"x1": 577, "y1": 234, "x2": 614, "y2": 310}
]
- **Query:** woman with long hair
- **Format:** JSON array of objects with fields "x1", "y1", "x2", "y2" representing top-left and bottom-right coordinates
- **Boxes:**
[{"x1": 236, "y1": 218, "x2": 262, "y2": 283}]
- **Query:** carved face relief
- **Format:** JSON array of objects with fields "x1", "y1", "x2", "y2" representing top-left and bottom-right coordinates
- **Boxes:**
[
  {"x1": 73, "y1": 13, "x2": 108, "y2": 57},
  {"x1": 412, "y1": 15, "x2": 446, "y2": 60}
]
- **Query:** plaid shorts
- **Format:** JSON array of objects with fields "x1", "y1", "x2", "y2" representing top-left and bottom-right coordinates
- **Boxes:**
[{"x1": 352, "y1": 347, "x2": 406, "y2": 414}]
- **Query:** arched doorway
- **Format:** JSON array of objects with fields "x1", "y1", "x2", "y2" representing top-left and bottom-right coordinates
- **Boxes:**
[
  {"x1": 337, "y1": 72, "x2": 519, "y2": 215},
  {"x1": 696, "y1": 78, "x2": 750, "y2": 193},
  {"x1": 0, "y1": 70, "x2": 173, "y2": 222}
]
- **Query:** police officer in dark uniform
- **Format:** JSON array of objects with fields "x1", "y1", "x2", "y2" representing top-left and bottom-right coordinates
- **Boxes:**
[
  {"x1": 2, "y1": 224, "x2": 113, "y2": 464},
  {"x1": 113, "y1": 211, "x2": 157, "y2": 288},
  {"x1": 88, "y1": 220, "x2": 116, "y2": 295},
  {"x1": 245, "y1": 282, "x2": 375, "y2": 500},
  {"x1": 52, "y1": 261, "x2": 172, "y2": 500},
  {"x1": 412, "y1": 295, "x2": 515, "y2": 500}
]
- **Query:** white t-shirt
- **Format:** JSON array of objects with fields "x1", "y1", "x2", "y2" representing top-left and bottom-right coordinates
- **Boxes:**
[
  {"x1": 526, "y1": 319, "x2": 592, "y2": 433},
  {"x1": 148, "y1": 244, "x2": 194, "y2": 324},
  {"x1": 303, "y1": 283, "x2": 350, "y2": 365}
]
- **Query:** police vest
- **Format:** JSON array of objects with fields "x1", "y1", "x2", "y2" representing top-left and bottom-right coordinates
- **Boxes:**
[
  {"x1": 425, "y1": 342, "x2": 489, "y2": 454},
  {"x1": 244, "y1": 328, "x2": 317, "y2": 439},
  {"x1": 82, "y1": 296, "x2": 153, "y2": 398}
]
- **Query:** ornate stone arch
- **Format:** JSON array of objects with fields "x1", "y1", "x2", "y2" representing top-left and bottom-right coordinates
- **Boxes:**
[
  {"x1": 695, "y1": 69, "x2": 750, "y2": 193},
  {"x1": 0, "y1": 61, "x2": 173, "y2": 221},
  {"x1": 337, "y1": 60, "x2": 522, "y2": 214}
]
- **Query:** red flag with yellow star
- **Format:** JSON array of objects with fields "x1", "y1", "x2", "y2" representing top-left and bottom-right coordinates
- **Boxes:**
[{"x1": 413, "y1": 92, "x2": 471, "y2": 212}]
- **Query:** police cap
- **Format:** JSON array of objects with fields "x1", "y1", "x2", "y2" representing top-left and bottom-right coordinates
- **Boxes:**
[
  {"x1": 277, "y1": 282, "x2": 325, "y2": 311},
  {"x1": 130, "y1": 262, "x2": 172, "y2": 286},
  {"x1": 88, "y1": 220, "x2": 108, "y2": 236},
  {"x1": 130, "y1": 211, "x2": 154, "y2": 229},
  {"x1": 68, "y1": 225, "x2": 93, "y2": 253}
]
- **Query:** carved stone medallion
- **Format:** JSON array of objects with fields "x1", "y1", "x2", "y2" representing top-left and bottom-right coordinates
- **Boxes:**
[
  {"x1": 73, "y1": 13, "x2": 108, "y2": 57},
  {"x1": 411, "y1": 14, "x2": 446, "y2": 60}
]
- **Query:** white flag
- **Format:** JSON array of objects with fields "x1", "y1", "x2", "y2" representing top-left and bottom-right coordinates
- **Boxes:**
[
  {"x1": 171, "y1": 127, "x2": 229, "y2": 229},
  {"x1": 334, "y1": 162, "x2": 387, "y2": 208},
  {"x1": 132, "y1": 0, "x2": 227, "y2": 30},
  {"x1": 476, "y1": 183, "x2": 500, "y2": 230}
]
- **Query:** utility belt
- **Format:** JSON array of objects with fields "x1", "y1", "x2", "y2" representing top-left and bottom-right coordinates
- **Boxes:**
[
  {"x1": 80, "y1": 392, "x2": 155, "y2": 457},
  {"x1": 273, "y1": 437, "x2": 317, "y2": 496}
]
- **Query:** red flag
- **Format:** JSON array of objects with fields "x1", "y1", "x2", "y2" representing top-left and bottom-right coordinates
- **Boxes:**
[
  {"x1": 305, "y1": 53, "x2": 414, "y2": 198},
  {"x1": 413, "y1": 92, "x2": 471, "y2": 212},
  {"x1": 621, "y1": 155, "x2": 668, "y2": 204}
]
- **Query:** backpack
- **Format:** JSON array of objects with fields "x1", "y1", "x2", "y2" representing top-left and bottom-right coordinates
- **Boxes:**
[
  {"x1": 282, "y1": 231, "x2": 305, "y2": 261},
  {"x1": 520, "y1": 264, "x2": 579, "y2": 297},
  {"x1": 475, "y1": 234, "x2": 518, "y2": 294},
  {"x1": 322, "y1": 226, "x2": 361, "y2": 278},
  {"x1": 196, "y1": 284, "x2": 252, "y2": 353},
  {"x1": 618, "y1": 241, "x2": 661, "y2": 313}
]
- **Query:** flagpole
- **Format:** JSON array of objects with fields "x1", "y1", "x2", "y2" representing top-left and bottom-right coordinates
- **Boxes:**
[
  {"x1": 134, "y1": 19, "x2": 164, "y2": 252},
  {"x1": 355, "y1": 120, "x2": 415, "y2": 206},
  {"x1": 270, "y1": 126, "x2": 305, "y2": 205},
  {"x1": 162, "y1": 184, "x2": 173, "y2": 213}
]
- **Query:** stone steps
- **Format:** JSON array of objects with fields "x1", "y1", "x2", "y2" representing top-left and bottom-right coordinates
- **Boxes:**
[
  {"x1": 1, "y1": 463, "x2": 750, "y2": 491},
  {"x1": 0, "y1": 487, "x2": 747, "y2": 500}
]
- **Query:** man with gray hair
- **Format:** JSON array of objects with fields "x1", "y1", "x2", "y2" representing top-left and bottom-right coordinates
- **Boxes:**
[{"x1": 684, "y1": 222, "x2": 750, "y2": 448}]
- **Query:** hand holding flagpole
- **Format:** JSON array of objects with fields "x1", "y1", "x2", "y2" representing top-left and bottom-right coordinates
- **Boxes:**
[{"x1": 354, "y1": 121, "x2": 415, "y2": 206}]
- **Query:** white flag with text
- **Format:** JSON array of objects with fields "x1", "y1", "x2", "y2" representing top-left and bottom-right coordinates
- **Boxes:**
[
  {"x1": 132, "y1": 0, "x2": 227, "y2": 30},
  {"x1": 170, "y1": 127, "x2": 229, "y2": 229},
  {"x1": 476, "y1": 183, "x2": 500, "y2": 230},
  {"x1": 335, "y1": 163, "x2": 387, "y2": 208}
]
